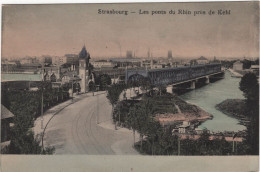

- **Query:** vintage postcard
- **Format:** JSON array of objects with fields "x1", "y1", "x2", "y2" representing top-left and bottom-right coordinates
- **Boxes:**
[{"x1": 1, "y1": 1, "x2": 259, "y2": 172}]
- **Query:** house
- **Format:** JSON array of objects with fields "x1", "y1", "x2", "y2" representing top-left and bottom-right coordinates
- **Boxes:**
[
  {"x1": 178, "y1": 121, "x2": 190, "y2": 134},
  {"x1": 61, "y1": 71, "x2": 80, "y2": 84},
  {"x1": 233, "y1": 61, "x2": 243, "y2": 71},
  {"x1": 1, "y1": 105, "x2": 14, "y2": 144},
  {"x1": 195, "y1": 128, "x2": 203, "y2": 135}
]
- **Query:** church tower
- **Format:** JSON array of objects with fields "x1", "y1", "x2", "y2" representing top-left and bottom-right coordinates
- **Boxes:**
[{"x1": 78, "y1": 45, "x2": 91, "y2": 93}]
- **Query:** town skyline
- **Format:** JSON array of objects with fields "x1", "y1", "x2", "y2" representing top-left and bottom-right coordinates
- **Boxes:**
[{"x1": 2, "y1": 2, "x2": 259, "y2": 59}]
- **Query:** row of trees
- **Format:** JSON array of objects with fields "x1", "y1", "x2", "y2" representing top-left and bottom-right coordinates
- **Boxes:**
[
  {"x1": 239, "y1": 72, "x2": 259, "y2": 155},
  {"x1": 1, "y1": 81, "x2": 71, "y2": 154},
  {"x1": 106, "y1": 83, "x2": 126, "y2": 129},
  {"x1": 221, "y1": 59, "x2": 259, "y2": 69}
]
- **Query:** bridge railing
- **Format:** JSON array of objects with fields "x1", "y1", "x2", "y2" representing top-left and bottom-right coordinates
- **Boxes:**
[{"x1": 126, "y1": 63, "x2": 222, "y2": 86}]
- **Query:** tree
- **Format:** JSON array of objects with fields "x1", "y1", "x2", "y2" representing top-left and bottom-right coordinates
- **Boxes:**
[
  {"x1": 95, "y1": 74, "x2": 112, "y2": 90},
  {"x1": 126, "y1": 105, "x2": 139, "y2": 144},
  {"x1": 106, "y1": 84, "x2": 125, "y2": 129},
  {"x1": 239, "y1": 72, "x2": 259, "y2": 104},
  {"x1": 100, "y1": 74, "x2": 112, "y2": 90},
  {"x1": 239, "y1": 72, "x2": 259, "y2": 155}
]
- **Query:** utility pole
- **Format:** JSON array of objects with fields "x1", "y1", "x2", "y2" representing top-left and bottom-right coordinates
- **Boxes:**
[
  {"x1": 40, "y1": 62, "x2": 44, "y2": 149},
  {"x1": 71, "y1": 75, "x2": 74, "y2": 102},
  {"x1": 41, "y1": 63, "x2": 44, "y2": 130},
  {"x1": 178, "y1": 135, "x2": 181, "y2": 156},
  {"x1": 41, "y1": 90, "x2": 44, "y2": 129},
  {"x1": 96, "y1": 92, "x2": 99, "y2": 124}
]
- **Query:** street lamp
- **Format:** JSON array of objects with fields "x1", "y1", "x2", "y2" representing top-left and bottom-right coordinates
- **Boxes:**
[{"x1": 96, "y1": 86, "x2": 99, "y2": 124}]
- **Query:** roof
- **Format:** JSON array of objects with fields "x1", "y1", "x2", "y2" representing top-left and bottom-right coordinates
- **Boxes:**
[
  {"x1": 1, "y1": 73, "x2": 42, "y2": 82},
  {"x1": 61, "y1": 72, "x2": 81, "y2": 81},
  {"x1": 198, "y1": 56, "x2": 208, "y2": 60},
  {"x1": 233, "y1": 61, "x2": 242, "y2": 65},
  {"x1": 179, "y1": 124, "x2": 190, "y2": 128},
  {"x1": 79, "y1": 45, "x2": 89, "y2": 59},
  {"x1": 110, "y1": 57, "x2": 142, "y2": 62},
  {"x1": 1, "y1": 105, "x2": 14, "y2": 119}
]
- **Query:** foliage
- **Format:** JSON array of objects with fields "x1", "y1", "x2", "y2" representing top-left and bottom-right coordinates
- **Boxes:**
[
  {"x1": 239, "y1": 72, "x2": 259, "y2": 155},
  {"x1": 216, "y1": 99, "x2": 246, "y2": 118},
  {"x1": 113, "y1": 100, "x2": 139, "y2": 125},
  {"x1": 7, "y1": 131, "x2": 54, "y2": 154},
  {"x1": 1, "y1": 82, "x2": 72, "y2": 154},
  {"x1": 239, "y1": 73, "x2": 259, "y2": 103},
  {"x1": 95, "y1": 74, "x2": 112, "y2": 90},
  {"x1": 106, "y1": 84, "x2": 125, "y2": 107}
]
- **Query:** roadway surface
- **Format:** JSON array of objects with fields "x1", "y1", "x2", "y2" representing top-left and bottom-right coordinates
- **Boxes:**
[{"x1": 43, "y1": 91, "x2": 139, "y2": 155}]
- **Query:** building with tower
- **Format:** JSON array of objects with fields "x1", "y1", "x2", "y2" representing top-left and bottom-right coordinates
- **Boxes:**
[{"x1": 78, "y1": 45, "x2": 93, "y2": 93}]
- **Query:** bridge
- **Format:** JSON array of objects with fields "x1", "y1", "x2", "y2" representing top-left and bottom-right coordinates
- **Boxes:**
[{"x1": 125, "y1": 63, "x2": 223, "y2": 92}]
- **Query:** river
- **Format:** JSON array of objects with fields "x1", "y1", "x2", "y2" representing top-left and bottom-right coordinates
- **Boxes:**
[{"x1": 180, "y1": 71, "x2": 246, "y2": 132}]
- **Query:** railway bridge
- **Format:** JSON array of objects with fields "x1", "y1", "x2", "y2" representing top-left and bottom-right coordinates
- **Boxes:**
[{"x1": 125, "y1": 63, "x2": 224, "y2": 93}]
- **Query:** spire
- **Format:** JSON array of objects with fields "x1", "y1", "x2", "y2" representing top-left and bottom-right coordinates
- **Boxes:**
[{"x1": 79, "y1": 45, "x2": 88, "y2": 59}]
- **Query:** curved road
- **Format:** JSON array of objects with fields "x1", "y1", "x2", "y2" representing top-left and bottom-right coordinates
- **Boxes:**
[{"x1": 43, "y1": 91, "x2": 139, "y2": 155}]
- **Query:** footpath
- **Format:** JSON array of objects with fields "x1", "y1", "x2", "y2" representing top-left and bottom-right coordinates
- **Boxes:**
[{"x1": 33, "y1": 92, "x2": 93, "y2": 141}]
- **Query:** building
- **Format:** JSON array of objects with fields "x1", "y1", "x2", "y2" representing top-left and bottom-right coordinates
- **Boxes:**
[
  {"x1": 233, "y1": 61, "x2": 243, "y2": 71},
  {"x1": 1, "y1": 61, "x2": 18, "y2": 72},
  {"x1": 1, "y1": 105, "x2": 14, "y2": 144},
  {"x1": 78, "y1": 45, "x2": 93, "y2": 93},
  {"x1": 178, "y1": 121, "x2": 190, "y2": 134},
  {"x1": 141, "y1": 60, "x2": 154, "y2": 69},
  {"x1": 92, "y1": 60, "x2": 114, "y2": 68},
  {"x1": 41, "y1": 55, "x2": 52, "y2": 65},
  {"x1": 197, "y1": 56, "x2": 209, "y2": 64},
  {"x1": 110, "y1": 57, "x2": 142, "y2": 67},
  {"x1": 65, "y1": 54, "x2": 79, "y2": 64},
  {"x1": 52, "y1": 56, "x2": 67, "y2": 66},
  {"x1": 20, "y1": 57, "x2": 39, "y2": 65},
  {"x1": 93, "y1": 67, "x2": 125, "y2": 79}
]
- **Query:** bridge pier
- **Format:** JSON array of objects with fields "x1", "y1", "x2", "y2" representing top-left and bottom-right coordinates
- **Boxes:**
[
  {"x1": 166, "y1": 85, "x2": 173, "y2": 94},
  {"x1": 190, "y1": 81, "x2": 196, "y2": 89}
]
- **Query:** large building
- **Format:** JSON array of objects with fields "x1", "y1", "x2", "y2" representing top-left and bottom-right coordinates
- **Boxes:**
[
  {"x1": 65, "y1": 54, "x2": 79, "y2": 64},
  {"x1": 52, "y1": 56, "x2": 67, "y2": 66},
  {"x1": 233, "y1": 61, "x2": 243, "y2": 71}
]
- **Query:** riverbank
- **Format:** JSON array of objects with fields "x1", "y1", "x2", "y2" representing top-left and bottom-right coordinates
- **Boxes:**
[
  {"x1": 215, "y1": 99, "x2": 249, "y2": 126},
  {"x1": 155, "y1": 96, "x2": 213, "y2": 125}
]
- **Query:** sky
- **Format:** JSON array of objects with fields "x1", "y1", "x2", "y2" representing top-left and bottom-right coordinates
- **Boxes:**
[{"x1": 1, "y1": 2, "x2": 259, "y2": 59}]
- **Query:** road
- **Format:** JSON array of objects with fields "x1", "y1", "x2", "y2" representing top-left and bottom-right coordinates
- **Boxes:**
[{"x1": 43, "y1": 91, "x2": 139, "y2": 155}]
